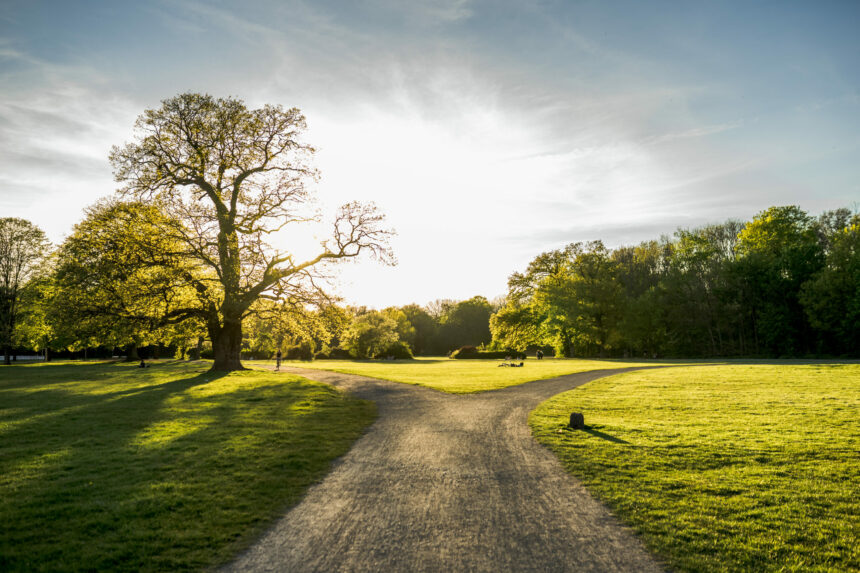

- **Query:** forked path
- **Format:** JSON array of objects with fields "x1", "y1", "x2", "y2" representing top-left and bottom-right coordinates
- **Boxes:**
[{"x1": 224, "y1": 367, "x2": 665, "y2": 572}]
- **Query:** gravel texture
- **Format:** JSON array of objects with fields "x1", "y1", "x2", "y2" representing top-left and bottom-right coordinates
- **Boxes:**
[{"x1": 223, "y1": 367, "x2": 665, "y2": 572}]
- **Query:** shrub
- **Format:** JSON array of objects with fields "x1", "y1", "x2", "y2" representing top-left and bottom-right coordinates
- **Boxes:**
[
  {"x1": 374, "y1": 341, "x2": 413, "y2": 360},
  {"x1": 450, "y1": 346, "x2": 479, "y2": 359},
  {"x1": 241, "y1": 349, "x2": 271, "y2": 360},
  {"x1": 285, "y1": 342, "x2": 313, "y2": 361},
  {"x1": 328, "y1": 347, "x2": 353, "y2": 360},
  {"x1": 342, "y1": 312, "x2": 399, "y2": 359}
]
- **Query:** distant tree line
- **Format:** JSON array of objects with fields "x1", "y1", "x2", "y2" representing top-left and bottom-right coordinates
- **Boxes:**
[
  {"x1": 491, "y1": 205, "x2": 859, "y2": 358},
  {"x1": 2, "y1": 204, "x2": 856, "y2": 363},
  {"x1": 242, "y1": 296, "x2": 496, "y2": 360}
]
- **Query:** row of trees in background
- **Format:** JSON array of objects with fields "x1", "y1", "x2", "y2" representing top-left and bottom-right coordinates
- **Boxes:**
[
  {"x1": 1, "y1": 218, "x2": 495, "y2": 362},
  {"x1": 492, "y1": 205, "x2": 859, "y2": 358},
  {"x1": 242, "y1": 296, "x2": 495, "y2": 360},
  {"x1": 6, "y1": 95, "x2": 855, "y2": 366},
  {"x1": 2, "y1": 204, "x2": 857, "y2": 364}
]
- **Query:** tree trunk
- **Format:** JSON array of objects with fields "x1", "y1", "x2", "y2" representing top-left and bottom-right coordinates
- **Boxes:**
[
  {"x1": 124, "y1": 343, "x2": 139, "y2": 362},
  {"x1": 188, "y1": 336, "x2": 203, "y2": 360},
  {"x1": 3, "y1": 345, "x2": 9, "y2": 365},
  {"x1": 211, "y1": 321, "x2": 244, "y2": 371}
]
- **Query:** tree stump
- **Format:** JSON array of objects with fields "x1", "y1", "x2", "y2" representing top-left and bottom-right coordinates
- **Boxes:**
[{"x1": 569, "y1": 412, "x2": 585, "y2": 429}]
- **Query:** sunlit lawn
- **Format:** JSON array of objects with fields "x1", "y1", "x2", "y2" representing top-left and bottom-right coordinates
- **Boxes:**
[
  {"x1": 531, "y1": 364, "x2": 860, "y2": 572},
  {"x1": 0, "y1": 360, "x2": 375, "y2": 572},
  {"x1": 265, "y1": 356, "x2": 667, "y2": 393}
]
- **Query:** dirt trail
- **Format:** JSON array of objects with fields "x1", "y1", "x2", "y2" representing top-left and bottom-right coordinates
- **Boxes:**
[{"x1": 223, "y1": 367, "x2": 664, "y2": 572}]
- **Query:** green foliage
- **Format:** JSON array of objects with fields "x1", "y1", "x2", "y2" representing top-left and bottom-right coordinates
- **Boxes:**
[
  {"x1": 378, "y1": 340, "x2": 414, "y2": 359},
  {"x1": 341, "y1": 311, "x2": 399, "y2": 359},
  {"x1": 242, "y1": 301, "x2": 335, "y2": 359},
  {"x1": 53, "y1": 200, "x2": 204, "y2": 354},
  {"x1": 400, "y1": 304, "x2": 437, "y2": 355},
  {"x1": 380, "y1": 308, "x2": 416, "y2": 350},
  {"x1": 800, "y1": 215, "x2": 860, "y2": 354},
  {"x1": 0, "y1": 361, "x2": 375, "y2": 571},
  {"x1": 285, "y1": 341, "x2": 314, "y2": 361},
  {"x1": 492, "y1": 205, "x2": 857, "y2": 358},
  {"x1": 531, "y1": 364, "x2": 860, "y2": 572},
  {"x1": 0, "y1": 218, "x2": 50, "y2": 364},
  {"x1": 11, "y1": 271, "x2": 63, "y2": 357},
  {"x1": 449, "y1": 345, "x2": 478, "y2": 358},
  {"x1": 735, "y1": 206, "x2": 823, "y2": 355},
  {"x1": 327, "y1": 347, "x2": 353, "y2": 360},
  {"x1": 492, "y1": 241, "x2": 620, "y2": 357},
  {"x1": 435, "y1": 296, "x2": 494, "y2": 352},
  {"x1": 109, "y1": 93, "x2": 392, "y2": 371}
]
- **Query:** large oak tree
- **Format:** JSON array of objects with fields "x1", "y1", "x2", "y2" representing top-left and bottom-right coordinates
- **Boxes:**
[{"x1": 110, "y1": 93, "x2": 392, "y2": 371}]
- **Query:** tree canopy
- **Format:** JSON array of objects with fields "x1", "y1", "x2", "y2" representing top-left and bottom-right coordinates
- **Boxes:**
[
  {"x1": 491, "y1": 205, "x2": 858, "y2": 358},
  {"x1": 109, "y1": 93, "x2": 393, "y2": 370}
]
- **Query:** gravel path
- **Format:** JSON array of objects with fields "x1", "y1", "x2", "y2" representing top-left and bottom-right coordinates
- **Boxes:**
[{"x1": 223, "y1": 367, "x2": 665, "y2": 572}]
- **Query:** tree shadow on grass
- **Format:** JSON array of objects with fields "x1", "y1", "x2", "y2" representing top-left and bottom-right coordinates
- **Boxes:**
[
  {"x1": 0, "y1": 363, "x2": 373, "y2": 572},
  {"x1": 581, "y1": 426, "x2": 631, "y2": 444}
]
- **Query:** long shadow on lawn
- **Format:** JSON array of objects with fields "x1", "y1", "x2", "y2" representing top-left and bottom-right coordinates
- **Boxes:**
[
  {"x1": 0, "y1": 363, "x2": 219, "y2": 435},
  {"x1": 0, "y1": 365, "x2": 223, "y2": 567},
  {"x1": 1, "y1": 363, "x2": 367, "y2": 571},
  {"x1": 581, "y1": 426, "x2": 631, "y2": 444}
]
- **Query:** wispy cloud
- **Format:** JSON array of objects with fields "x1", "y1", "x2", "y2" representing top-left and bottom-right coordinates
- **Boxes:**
[
  {"x1": 643, "y1": 121, "x2": 742, "y2": 146},
  {"x1": 1, "y1": 0, "x2": 857, "y2": 305}
]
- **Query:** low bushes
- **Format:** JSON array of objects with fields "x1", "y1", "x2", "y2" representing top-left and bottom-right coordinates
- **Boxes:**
[
  {"x1": 285, "y1": 342, "x2": 313, "y2": 361},
  {"x1": 327, "y1": 347, "x2": 354, "y2": 360},
  {"x1": 375, "y1": 341, "x2": 413, "y2": 360}
]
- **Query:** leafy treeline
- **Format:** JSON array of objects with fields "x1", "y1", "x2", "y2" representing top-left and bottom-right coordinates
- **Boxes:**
[
  {"x1": 2, "y1": 208, "x2": 495, "y2": 360},
  {"x1": 3, "y1": 204, "x2": 856, "y2": 362},
  {"x1": 492, "y1": 205, "x2": 859, "y2": 358},
  {"x1": 242, "y1": 297, "x2": 495, "y2": 359}
]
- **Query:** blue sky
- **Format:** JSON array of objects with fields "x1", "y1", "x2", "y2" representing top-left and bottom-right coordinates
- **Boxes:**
[{"x1": 1, "y1": 0, "x2": 858, "y2": 307}]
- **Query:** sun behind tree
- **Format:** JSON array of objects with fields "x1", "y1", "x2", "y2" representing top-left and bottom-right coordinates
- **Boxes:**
[{"x1": 110, "y1": 93, "x2": 393, "y2": 371}]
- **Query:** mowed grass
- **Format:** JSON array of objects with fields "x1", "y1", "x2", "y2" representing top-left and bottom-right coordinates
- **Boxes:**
[
  {"x1": 530, "y1": 364, "x2": 860, "y2": 572},
  {"x1": 269, "y1": 357, "x2": 662, "y2": 393},
  {"x1": 0, "y1": 360, "x2": 375, "y2": 572}
]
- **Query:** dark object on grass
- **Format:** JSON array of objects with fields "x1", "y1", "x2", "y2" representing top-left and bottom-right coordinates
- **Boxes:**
[
  {"x1": 569, "y1": 412, "x2": 585, "y2": 429},
  {"x1": 138, "y1": 359, "x2": 148, "y2": 368}
]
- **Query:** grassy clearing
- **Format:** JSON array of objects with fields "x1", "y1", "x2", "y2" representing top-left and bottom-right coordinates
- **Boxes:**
[
  {"x1": 264, "y1": 357, "x2": 664, "y2": 393},
  {"x1": 530, "y1": 364, "x2": 860, "y2": 572},
  {"x1": 0, "y1": 360, "x2": 375, "y2": 572}
]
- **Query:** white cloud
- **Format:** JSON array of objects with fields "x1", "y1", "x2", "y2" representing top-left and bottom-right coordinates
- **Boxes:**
[
  {"x1": 2, "y1": 1, "x2": 855, "y2": 306},
  {"x1": 0, "y1": 52, "x2": 140, "y2": 241}
]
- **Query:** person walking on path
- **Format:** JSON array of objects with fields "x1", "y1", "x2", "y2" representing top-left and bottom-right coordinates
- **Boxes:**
[{"x1": 275, "y1": 349, "x2": 282, "y2": 371}]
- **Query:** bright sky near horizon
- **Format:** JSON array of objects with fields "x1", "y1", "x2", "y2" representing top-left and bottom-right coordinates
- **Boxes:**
[{"x1": 1, "y1": 0, "x2": 858, "y2": 308}]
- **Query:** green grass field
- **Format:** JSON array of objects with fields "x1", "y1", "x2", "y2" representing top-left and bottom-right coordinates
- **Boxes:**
[
  {"x1": 267, "y1": 356, "x2": 662, "y2": 393},
  {"x1": 0, "y1": 360, "x2": 375, "y2": 572},
  {"x1": 530, "y1": 364, "x2": 860, "y2": 572}
]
